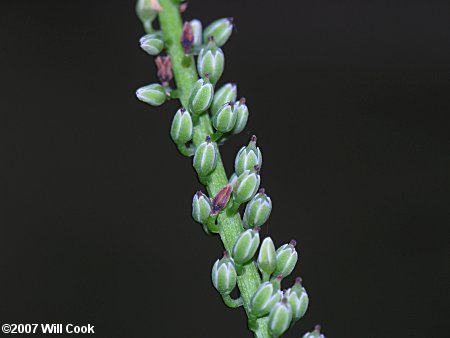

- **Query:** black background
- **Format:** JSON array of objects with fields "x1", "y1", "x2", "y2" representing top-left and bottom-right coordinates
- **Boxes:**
[{"x1": 1, "y1": 1, "x2": 449, "y2": 337}]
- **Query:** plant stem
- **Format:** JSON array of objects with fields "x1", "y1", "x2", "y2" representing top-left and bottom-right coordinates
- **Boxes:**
[{"x1": 158, "y1": 1, "x2": 269, "y2": 337}]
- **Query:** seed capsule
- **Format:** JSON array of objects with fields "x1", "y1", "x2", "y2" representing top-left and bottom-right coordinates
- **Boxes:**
[
  {"x1": 170, "y1": 108, "x2": 193, "y2": 145},
  {"x1": 243, "y1": 188, "x2": 272, "y2": 228},
  {"x1": 192, "y1": 191, "x2": 212, "y2": 225},
  {"x1": 193, "y1": 136, "x2": 217, "y2": 177},
  {"x1": 197, "y1": 37, "x2": 225, "y2": 85},
  {"x1": 212, "y1": 252, "x2": 237, "y2": 296},
  {"x1": 250, "y1": 275, "x2": 283, "y2": 318},
  {"x1": 274, "y1": 240, "x2": 298, "y2": 278},
  {"x1": 190, "y1": 19, "x2": 203, "y2": 46},
  {"x1": 231, "y1": 98, "x2": 249, "y2": 135},
  {"x1": 234, "y1": 135, "x2": 262, "y2": 176},
  {"x1": 188, "y1": 77, "x2": 214, "y2": 115},
  {"x1": 302, "y1": 325, "x2": 326, "y2": 338},
  {"x1": 135, "y1": 83, "x2": 166, "y2": 106},
  {"x1": 212, "y1": 102, "x2": 237, "y2": 133},
  {"x1": 232, "y1": 166, "x2": 261, "y2": 204},
  {"x1": 285, "y1": 277, "x2": 309, "y2": 324},
  {"x1": 139, "y1": 33, "x2": 164, "y2": 55},
  {"x1": 232, "y1": 228, "x2": 261, "y2": 266},
  {"x1": 268, "y1": 298, "x2": 292, "y2": 338},
  {"x1": 257, "y1": 237, "x2": 277, "y2": 277},
  {"x1": 203, "y1": 18, "x2": 234, "y2": 47},
  {"x1": 211, "y1": 83, "x2": 237, "y2": 115}
]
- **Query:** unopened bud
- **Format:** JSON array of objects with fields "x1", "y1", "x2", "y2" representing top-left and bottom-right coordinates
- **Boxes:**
[
  {"x1": 231, "y1": 98, "x2": 249, "y2": 135},
  {"x1": 197, "y1": 37, "x2": 225, "y2": 84},
  {"x1": 188, "y1": 77, "x2": 214, "y2": 115},
  {"x1": 189, "y1": 19, "x2": 203, "y2": 46},
  {"x1": 243, "y1": 188, "x2": 272, "y2": 228},
  {"x1": 170, "y1": 108, "x2": 193, "y2": 145},
  {"x1": 192, "y1": 191, "x2": 212, "y2": 225},
  {"x1": 139, "y1": 33, "x2": 164, "y2": 55},
  {"x1": 232, "y1": 228, "x2": 260, "y2": 266},
  {"x1": 268, "y1": 298, "x2": 292, "y2": 338},
  {"x1": 274, "y1": 240, "x2": 298, "y2": 278},
  {"x1": 211, "y1": 83, "x2": 237, "y2": 115},
  {"x1": 193, "y1": 136, "x2": 217, "y2": 177},
  {"x1": 232, "y1": 166, "x2": 261, "y2": 204},
  {"x1": 212, "y1": 252, "x2": 237, "y2": 295},
  {"x1": 212, "y1": 102, "x2": 237, "y2": 133},
  {"x1": 203, "y1": 18, "x2": 234, "y2": 47},
  {"x1": 234, "y1": 136, "x2": 262, "y2": 176},
  {"x1": 250, "y1": 276, "x2": 283, "y2": 318},
  {"x1": 136, "y1": 83, "x2": 166, "y2": 106},
  {"x1": 285, "y1": 278, "x2": 309, "y2": 324},
  {"x1": 136, "y1": 0, "x2": 157, "y2": 33},
  {"x1": 302, "y1": 325, "x2": 325, "y2": 338},
  {"x1": 257, "y1": 237, "x2": 276, "y2": 277}
]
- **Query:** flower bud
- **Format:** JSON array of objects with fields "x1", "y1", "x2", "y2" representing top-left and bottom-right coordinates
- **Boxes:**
[
  {"x1": 139, "y1": 33, "x2": 164, "y2": 55},
  {"x1": 302, "y1": 325, "x2": 325, "y2": 338},
  {"x1": 190, "y1": 19, "x2": 203, "y2": 46},
  {"x1": 188, "y1": 77, "x2": 214, "y2": 115},
  {"x1": 250, "y1": 275, "x2": 283, "y2": 318},
  {"x1": 243, "y1": 188, "x2": 272, "y2": 228},
  {"x1": 212, "y1": 102, "x2": 237, "y2": 133},
  {"x1": 231, "y1": 98, "x2": 249, "y2": 135},
  {"x1": 170, "y1": 108, "x2": 193, "y2": 145},
  {"x1": 212, "y1": 252, "x2": 237, "y2": 295},
  {"x1": 268, "y1": 298, "x2": 292, "y2": 338},
  {"x1": 203, "y1": 18, "x2": 234, "y2": 47},
  {"x1": 232, "y1": 228, "x2": 260, "y2": 266},
  {"x1": 136, "y1": 83, "x2": 166, "y2": 106},
  {"x1": 136, "y1": 0, "x2": 157, "y2": 33},
  {"x1": 233, "y1": 166, "x2": 261, "y2": 204},
  {"x1": 285, "y1": 278, "x2": 309, "y2": 323},
  {"x1": 197, "y1": 37, "x2": 225, "y2": 84},
  {"x1": 192, "y1": 191, "x2": 212, "y2": 225},
  {"x1": 274, "y1": 240, "x2": 298, "y2": 278},
  {"x1": 211, "y1": 83, "x2": 237, "y2": 115},
  {"x1": 257, "y1": 237, "x2": 276, "y2": 277},
  {"x1": 234, "y1": 135, "x2": 262, "y2": 176},
  {"x1": 193, "y1": 136, "x2": 217, "y2": 177}
]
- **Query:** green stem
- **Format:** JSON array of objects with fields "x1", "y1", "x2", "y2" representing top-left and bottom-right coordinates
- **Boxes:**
[
  {"x1": 157, "y1": 1, "x2": 268, "y2": 337},
  {"x1": 222, "y1": 294, "x2": 244, "y2": 308}
]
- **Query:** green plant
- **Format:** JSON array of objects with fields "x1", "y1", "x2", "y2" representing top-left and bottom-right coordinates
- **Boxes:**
[{"x1": 135, "y1": 1, "x2": 318, "y2": 336}]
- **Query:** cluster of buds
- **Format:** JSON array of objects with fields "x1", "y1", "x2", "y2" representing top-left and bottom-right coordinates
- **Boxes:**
[{"x1": 135, "y1": 4, "x2": 313, "y2": 336}]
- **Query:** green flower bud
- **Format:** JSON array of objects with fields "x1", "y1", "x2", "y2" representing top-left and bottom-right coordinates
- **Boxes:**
[
  {"x1": 268, "y1": 298, "x2": 293, "y2": 338},
  {"x1": 212, "y1": 102, "x2": 237, "y2": 133},
  {"x1": 232, "y1": 228, "x2": 260, "y2": 266},
  {"x1": 302, "y1": 325, "x2": 325, "y2": 338},
  {"x1": 203, "y1": 18, "x2": 234, "y2": 47},
  {"x1": 188, "y1": 77, "x2": 214, "y2": 115},
  {"x1": 139, "y1": 33, "x2": 164, "y2": 55},
  {"x1": 234, "y1": 135, "x2": 262, "y2": 176},
  {"x1": 190, "y1": 19, "x2": 203, "y2": 46},
  {"x1": 170, "y1": 108, "x2": 193, "y2": 145},
  {"x1": 212, "y1": 251, "x2": 237, "y2": 295},
  {"x1": 193, "y1": 136, "x2": 217, "y2": 177},
  {"x1": 136, "y1": 83, "x2": 166, "y2": 106},
  {"x1": 243, "y1": 188, "x2": 272, "y2": 228},
  {"x1": 232, "y1": 166, "x2": 261, "y2": 204},
  {"x1": 231, "y1": 98, "x2": 249, "y2": 135},
  {"x1": 257, "y1": 237, "x2": 276, "y2": 277},
  {"x1": 250, "y1": 275, "x2": 283, "y2": 318},
  {"x1": 211, "y1": 83, "x2": 237, "y2": 115},
  {"x1": 197, "y1": 37, "x2": 225, "y2": 84},
  {"x1": 274, "y1": 240, "x2": 298, "y2": 278},
  {"x1": 192, "y1": 191, "x2": 212, "y2": 225},
  {"x1": 136, "y1": 0, "x2": 157, "y2": 33},
  {"x1": 285, "y1": 278, "x2": 309, "y2": 323}
]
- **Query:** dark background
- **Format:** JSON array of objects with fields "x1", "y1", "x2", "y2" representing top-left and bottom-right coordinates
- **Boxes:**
[{"x1": 1, "y1": 0, "x2": 449, "y2": 337}]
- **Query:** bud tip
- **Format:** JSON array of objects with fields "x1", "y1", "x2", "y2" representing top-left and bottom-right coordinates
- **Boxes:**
[
  {"x1": 250, "y1": 135, "x2": 257, "y2": 143},
  {"x1": 314, "y1": 325, "x2": 322, "y2": 333},
  {"x1": 289, "y1": 239, "x2": 297, "y2": 247},
  {"x1": 295, "y1": 276, "x2": 303, "y2": 285},
  {"x1": 258, "y1": 188, "x2": 265, "y2": 194}
]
